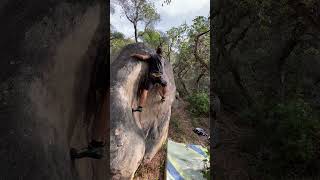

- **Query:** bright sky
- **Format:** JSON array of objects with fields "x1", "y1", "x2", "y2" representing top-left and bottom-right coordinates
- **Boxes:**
[{"x1": 111, "y1": 0, "x2": 210, "y2": 39}]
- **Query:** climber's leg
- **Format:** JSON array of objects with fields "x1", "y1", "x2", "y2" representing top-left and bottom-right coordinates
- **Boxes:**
[
  {"x1": 158, "y1": 86, "x2": 167, "y2": 102},
  {"x1": 158, "y1": 86, "x2": 163, "y2": 97},
  {"x1": 133, "y1": 89, "x2": 148, "y2": 112},
  {"x1": 133, "y1": 76, "x2": 154, "y2": 112},
  {"x1": 159, "y1": 78, "x2": 168, "y2": 102},
  {"x1": 161, "y1": 86, "x2": 167, "y2": 97},
  {"x1": 139, "y1": 89, "x2": 148, "y2": 107}
]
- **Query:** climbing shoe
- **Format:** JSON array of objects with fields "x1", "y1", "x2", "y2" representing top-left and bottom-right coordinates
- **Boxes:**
[
  {"x1": 161, "y1": 96, "x2": 165, "y2": 103},
  {"x1": 70, "y1": 140, "x2": 104, "y2": 160},
  {"x1": 132, "y1": 106, "x2": 143, "y2": 112}
]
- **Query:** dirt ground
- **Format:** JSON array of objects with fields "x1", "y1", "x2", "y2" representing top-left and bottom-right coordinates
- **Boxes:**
[
  {"x1": 168, "y1": 99, "x2": 210, "y2": 147},
  {"x1": 133, "y1": 99, "x2": 210, "y2": 180},
  {"x1": 133, "y1": 144, "x2": 167, "y2": 180}
]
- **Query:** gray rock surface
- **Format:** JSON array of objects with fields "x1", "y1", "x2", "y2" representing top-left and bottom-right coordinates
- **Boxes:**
[
  {"x1": 0, "y1": 1, "x2": 108, "y2": 180},
  {"x1": 212, "y1": 93, "x2": 221, "y2": 119},
  {"x1": 212, "y1": 94, "x2": 221, "y2": 147},
  {"x1": 110, "y1": 43, "x2": 176, "y2": 179}
]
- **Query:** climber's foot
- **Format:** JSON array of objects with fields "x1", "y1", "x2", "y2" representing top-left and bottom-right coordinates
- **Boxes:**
[
  {"x1": 161, "y1": 96, "x2": 165, "y2": 103},
  {"x1": 132, "y1": 106, "x2": 143, "y2": 112},
  {"x1": 70, "y1": 141, "x2": 104, "y2": 160}
]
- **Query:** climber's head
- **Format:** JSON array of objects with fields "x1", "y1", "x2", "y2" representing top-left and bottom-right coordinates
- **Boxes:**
[{"x1": 156, "y1": 46, "x2": 162, "y2": 55}]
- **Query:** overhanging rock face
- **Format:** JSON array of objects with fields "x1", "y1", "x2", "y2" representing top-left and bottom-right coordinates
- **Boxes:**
[{"x1": 110, "y1": 43, "x2": 176, "y2": 179}]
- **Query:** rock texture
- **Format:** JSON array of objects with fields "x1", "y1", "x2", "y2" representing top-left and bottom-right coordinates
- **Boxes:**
[
  {"x1": 0, "y1": 1, "x2": 108, "y2": 180},
  {"x1": 212, "y1": 93, "x2": 221, "y2": 147},
  {"x1": 212, "y1": 93, "x2": 221, "y2": 120},
  {"x1": 110, "y1": 43, "x2": 176, "y2": 179}
]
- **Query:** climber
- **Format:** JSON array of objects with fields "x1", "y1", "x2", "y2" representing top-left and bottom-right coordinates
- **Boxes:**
[{"x1": 131, "y1": 46, "x2": 168, "y2": 112}]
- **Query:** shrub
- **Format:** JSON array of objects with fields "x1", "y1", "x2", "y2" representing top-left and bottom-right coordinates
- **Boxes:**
[
  {"x1": 241, "y1": 98, "x2": 320, "y2": 178},
  {"x1": 186, "y1": 92, "x2": 209, "y2": 116}
]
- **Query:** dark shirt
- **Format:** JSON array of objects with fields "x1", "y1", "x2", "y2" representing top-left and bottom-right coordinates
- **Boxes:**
[{"x1": 148, "y1": 53, "x2": 163, "y2": 74}]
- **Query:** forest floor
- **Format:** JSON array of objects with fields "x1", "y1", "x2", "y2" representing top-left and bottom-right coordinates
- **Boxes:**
[{"x1": 133, "y1": 99, "x2": 210, "y2": 180}]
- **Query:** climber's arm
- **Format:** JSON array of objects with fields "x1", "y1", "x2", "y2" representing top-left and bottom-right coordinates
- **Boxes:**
[{"x1": 130, "y1": 53, "x2": 150, "y2": 61}]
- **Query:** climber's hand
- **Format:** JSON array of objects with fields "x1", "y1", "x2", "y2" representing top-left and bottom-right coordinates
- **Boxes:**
[{"x1": 131, "y1": 53, "x2": 150, "y2": 61}]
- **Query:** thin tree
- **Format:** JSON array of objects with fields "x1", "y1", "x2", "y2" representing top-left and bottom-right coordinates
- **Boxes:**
[{"x1": 118, "y1": 0, "x2": 160, "y2": 42}]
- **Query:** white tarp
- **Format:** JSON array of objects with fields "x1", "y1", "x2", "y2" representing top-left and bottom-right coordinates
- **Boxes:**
[{"x1": 166, "y1": 139, "x2": 210, "y2": 180}]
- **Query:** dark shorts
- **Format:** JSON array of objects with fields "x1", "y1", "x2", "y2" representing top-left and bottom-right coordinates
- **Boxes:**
[{"x1": 143, "y1": 74, "x2": 167, "y2": 90}]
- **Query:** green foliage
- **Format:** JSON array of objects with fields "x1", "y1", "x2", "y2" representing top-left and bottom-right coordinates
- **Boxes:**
[
  {"x1": 110, "y1": 30, "x2": 134, "y2": 59},
  {"x1": 165, "y1": 23, "x2": 188, "y2": 61},
  {"x1": 241, "y1": 98, "x2": 320, "y2": 178},
  {"x1": 189, "y1": 16, "x2": 209, "y2": 37},
  {"x1": 176, "y1": 41, "x2": 193, "y2": 64},
  {"x1": 139, "y1": 29, "x2": 163, "y2": 49},
  {"x1": 141, "y1": 2, "x2": 160, "y2": 26},
  {"x1": 186, "y1": 92, "x2": 209, "y2": 116},
  {"x1": 111, "y1": 31, "x2": 125, "y2": 40},
  {"x1": 111, "y1": 38, "x2": 132, "y2": 52},
  {"x1": 169, "y1": 16, "x2": 209, "y2": 96},
  {"x1": 269, "y1": 99, "x2": 319, "y2": 162}
]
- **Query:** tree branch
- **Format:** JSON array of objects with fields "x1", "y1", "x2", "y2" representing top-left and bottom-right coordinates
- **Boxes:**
[
  {"x1": 124, "y1": 12, "x2": 134, "y2": 23},
  {"x1": 196, "y1": 69, "x2": 207, "y2": 88},
  {"x1": 193, "y1": 30, "x2": 210, "y2": 70}
]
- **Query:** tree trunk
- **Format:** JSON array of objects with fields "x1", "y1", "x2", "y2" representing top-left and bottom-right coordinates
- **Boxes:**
[
  {"x1": 194, "y1": 30, "x2": 210, "y2": 70},
  {"x1": 196, "y1": 71, "x2": 206, "y2": 89},
  {"x1": 179, "y1": 77, "x2": 189, "y2": 96},
  {"x1": 167, "y1": 45, "x2": 172, "y2": 62},
  {"x1": 134, "y1": 22, "x2": 138, "y2": 42}
]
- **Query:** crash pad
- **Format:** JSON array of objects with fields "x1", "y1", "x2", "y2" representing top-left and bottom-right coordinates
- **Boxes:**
[{"x1": 166, "y1": 139, "x2": 210, "y2": 180}]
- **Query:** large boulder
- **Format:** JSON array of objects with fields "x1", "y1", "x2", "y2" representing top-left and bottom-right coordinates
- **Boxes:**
[
  {"x1": 110, "y1": 43, "x2": 176, "y2": 179},
  {"x1": 0, "y1": 1, "x2": 108, "y2": 180}
]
